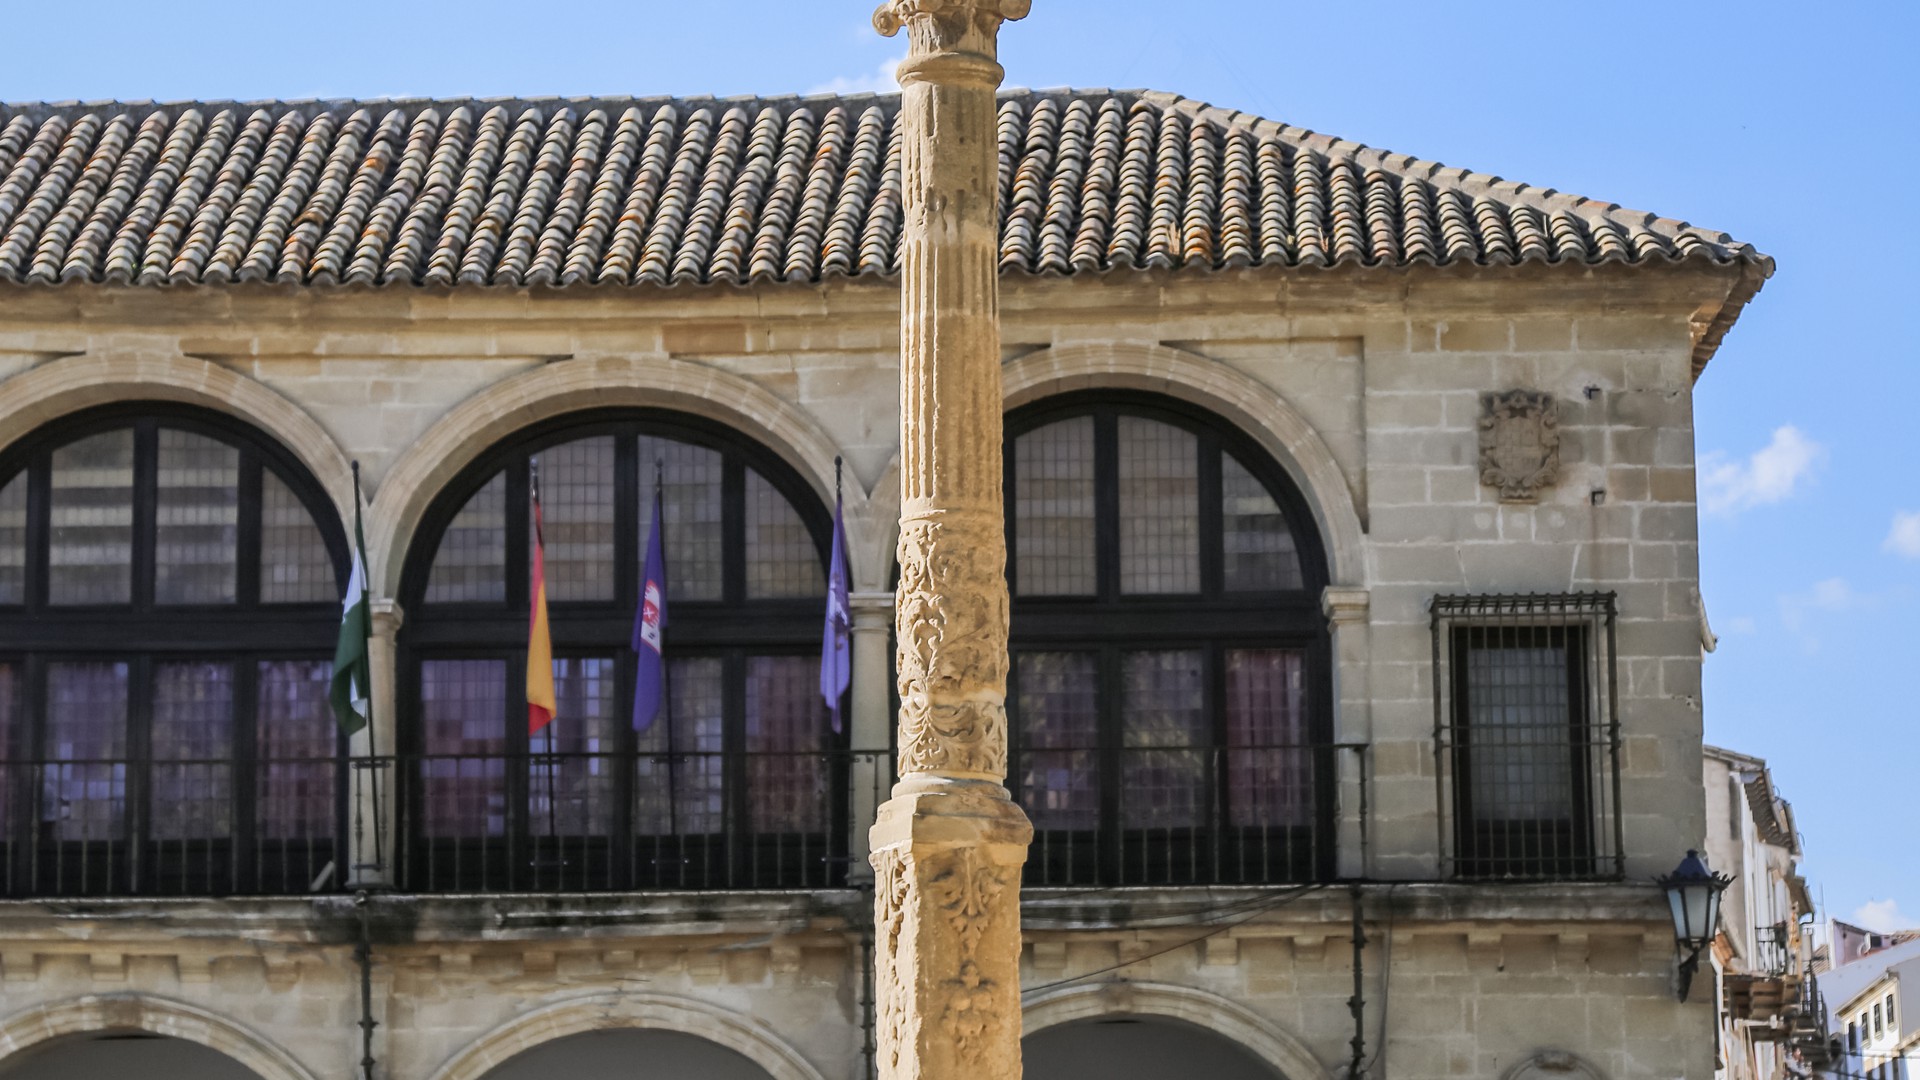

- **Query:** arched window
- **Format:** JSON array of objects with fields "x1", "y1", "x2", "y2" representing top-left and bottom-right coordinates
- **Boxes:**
[
  {"x1": 399, "y1": 411, "x2": 841, "y2": 892},
  {"x1": 1005, "y1": 393, "x2": 1331, "y2": 886},
  {"x1": 0, "y1": 405, "x2": 348, "y2": 897}
]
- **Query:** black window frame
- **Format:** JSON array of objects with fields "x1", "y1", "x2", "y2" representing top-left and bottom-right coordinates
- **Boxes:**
[
  {"x1": 1002, "y1": 391, "x2": 1335, "y2": 887},
  {"x1": 1430, "y1": 592, "x2": 1623, "y2": 882},
  {"x1": 0, "y1": 403, "x2": 351, "y2": 897},
  {"x1": 396, "y1": 408, "x2": 850, "y2": 892}
]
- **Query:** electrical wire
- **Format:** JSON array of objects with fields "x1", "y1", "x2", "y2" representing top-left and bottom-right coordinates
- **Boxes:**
[{"x1": 1356, "y1": 883, "x2": 1399, "y2": 1078}]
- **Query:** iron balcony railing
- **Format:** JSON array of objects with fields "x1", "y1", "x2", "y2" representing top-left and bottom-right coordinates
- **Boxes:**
[
  {"x1": 1017, "y1": 742, "x2": 1367, "y2": 887},
  {"x1": 0, "y1": 743, "x2": 1367, "y2": 898},
  {"x1": 391, "y1": 748, "x2": 893, "y2": 893}
]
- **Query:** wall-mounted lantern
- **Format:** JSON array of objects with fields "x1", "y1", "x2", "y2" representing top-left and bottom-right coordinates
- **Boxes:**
[{"x1": 1659, "y1": 849, "x2": 1732, "y2": 1002}]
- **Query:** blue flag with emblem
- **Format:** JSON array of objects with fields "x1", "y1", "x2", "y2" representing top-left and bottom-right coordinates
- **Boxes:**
[
  {"x1": 820, "y1": 484, "x2": 851, "y2": 733},
  {"x1": 633, "y1": 486, "x2": 667, "y2": 732}
]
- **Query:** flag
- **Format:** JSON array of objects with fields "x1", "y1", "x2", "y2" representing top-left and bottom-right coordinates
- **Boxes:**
[
  {"x1": 820, "y1": 491, "x2": 851, "y2": 733},
  {"x1": 526, "y1": 481, "x2": 557, "y2": 733},
  {"x1": 329, "y1": 472, "x2": 373, "y2": 735},
  {"x1": 632, "y1": 487, "x2": 667, "y2": 731}
]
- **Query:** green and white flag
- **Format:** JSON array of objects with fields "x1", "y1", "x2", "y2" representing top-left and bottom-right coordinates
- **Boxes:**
[{"x1": 330, "y1": 475, "x2": 372, "y2": 735}]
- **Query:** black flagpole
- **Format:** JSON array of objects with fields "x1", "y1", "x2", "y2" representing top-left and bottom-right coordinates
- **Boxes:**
[{"x1": 533, "y1": 457, "x2": 558, "y2": 855}]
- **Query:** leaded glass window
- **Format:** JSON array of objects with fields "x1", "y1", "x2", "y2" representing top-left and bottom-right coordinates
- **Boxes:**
[
  {"x1": 400, "y1": 411, "x2": 840, "y2": 891},
  {"x1": 1004, "y1": 394, "x2": 1329, "y2": 886},
  {"x1": 0, "y1": 405, "x2": 349, "y2": 898}
]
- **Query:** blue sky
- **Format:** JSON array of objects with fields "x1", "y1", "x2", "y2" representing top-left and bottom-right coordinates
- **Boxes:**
[{"x1": 3, "y1": 0, "x2": 1912, "y2": 925}]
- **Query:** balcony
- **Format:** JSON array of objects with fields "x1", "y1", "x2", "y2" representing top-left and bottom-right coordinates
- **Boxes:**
[{"x1": 0, "y1": 743, "x2": 1364, "y2": 898}]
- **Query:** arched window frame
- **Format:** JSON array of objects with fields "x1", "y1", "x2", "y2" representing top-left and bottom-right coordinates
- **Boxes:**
[
  {"x1": 0, "y1": 403, "x2": 351, "y2": 898},
  {"x1": 1003, "y1": 390, "x2": 1335, "y2": 886},
  {"x1": 396, "y1": 409, "x2": 847, "y2": 893}
]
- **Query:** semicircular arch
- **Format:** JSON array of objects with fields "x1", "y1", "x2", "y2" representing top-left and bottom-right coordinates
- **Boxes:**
[
  {"x1": 370, "y1": 355, "x2": 871, "y2": 597},
  {"x1": 1022, "y1": 981, "x2": 1331, "y2": 1080},
  {"x1": 0, "y1": 993, "x2": 319, "y2": 1080},
  {"x1": 999, "y1": 342, "x2": 1364, "y2": 588},
  {"x1": 424, "y1": 992, "x2": 826, "y2": 1080},
  {"x1": 0, "y1": 350, "x2": 355, "y2": 539}
]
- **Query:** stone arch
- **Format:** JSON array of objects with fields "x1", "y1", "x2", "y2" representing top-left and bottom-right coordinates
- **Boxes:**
[
  {"x1": 999, "y1": 342, "x2": 1365, "y2": 587},
  {"x1": 0, "y1": 993, "x2": 318, "y2": 1080},
  {"x1": 0, "y1": 349, "x2": 355, "y2": 535},
  {"x1": 369, "y1": 354, "x2": 872, "y2": 597},
  {"x1": 1022, "y1": 981, "x2": 1331, "y2": 1080},
  {"x1": 425, "y1": 992, "x2": 826, "y2": 1080},
  {"x1": 1504, "y1": 1051, "x2": 1607, "y2": 1080}
]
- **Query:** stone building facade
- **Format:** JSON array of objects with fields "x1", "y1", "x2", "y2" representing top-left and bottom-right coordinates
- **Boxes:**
[{"x1": 0, "y1": 89, "x2": 1769, "y2": 1079}]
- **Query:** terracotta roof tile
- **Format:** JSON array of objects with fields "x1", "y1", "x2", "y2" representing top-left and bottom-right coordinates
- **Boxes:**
[{"x1": 0, "y1": 89, "x2": 1771, "y2": 369}]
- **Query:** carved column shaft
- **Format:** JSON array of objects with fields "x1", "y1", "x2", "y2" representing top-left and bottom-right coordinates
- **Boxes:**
[{"x1": 871, "y1": 3, "x2": 1033, "y2": 1078}]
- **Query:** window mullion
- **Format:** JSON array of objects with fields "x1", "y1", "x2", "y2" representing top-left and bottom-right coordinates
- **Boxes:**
[
  {"x1": 614, "y1": 432, "x2": 639, "y2": 618},
  {"x1": 506, "y1": 458, "x2": 531, "y2": 614},
  {"x1": 24, "y1": 448, "x2": 49, "y2": 612},
  {"x1": 1197, "y1": 430, "x2": 1224, "y2": 597},
  {"x1": 131, "y1": 421, "x2": 158, "y2": 612},
  {"x1": 236, "y1": 453, "x2": 263, "y2": 609},
  {"x1": 722, "y1": 456, "x2": 747, "y2": 605},
  {"x1": 126, "y1": 654, "x2": 153, "y2": 894},
  {"x1": 232, "y1": 657, "x2": 260, "y2": 894},
  {"x1": 1098, "y1": 643, "x2": 1121, "y2": 885},
  {"x1": 1093, "y1": 413, "x2": 1120, "y2": 603}
]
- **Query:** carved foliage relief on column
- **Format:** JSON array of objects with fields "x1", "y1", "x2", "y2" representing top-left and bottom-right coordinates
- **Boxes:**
[
  {"x1": 895, "y1": 512, "x2": 1010, "y2": 778},
  {"x1": 928, "y1": 848, "x2": 1012, "y2": 1066}
]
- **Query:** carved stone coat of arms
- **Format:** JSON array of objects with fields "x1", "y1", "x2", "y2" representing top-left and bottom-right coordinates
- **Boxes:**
[{"x1": 1478, "y1": 390, "x2": 1561, "y2": 501}]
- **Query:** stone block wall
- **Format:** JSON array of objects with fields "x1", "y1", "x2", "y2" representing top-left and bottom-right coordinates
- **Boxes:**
[{"x1": 0, "y1": 259, "x2": 1741, "y2": 1078}]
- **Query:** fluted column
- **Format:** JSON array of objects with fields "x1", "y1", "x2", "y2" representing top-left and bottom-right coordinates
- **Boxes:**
[{"x1": 870, "y1": 2, "x2": 1032, "y2": 1078}]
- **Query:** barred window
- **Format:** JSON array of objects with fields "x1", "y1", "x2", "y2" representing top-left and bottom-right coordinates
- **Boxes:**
[
  {"x1": 1431, "y1": 593, "x2": 1621, "y2": 880},
  {"x1": 0, "y1": 405, "x2": 348, "y2": 898},
  {"x1": 400, "y1": 411, "x2": 840, "y2": 892},
  {"x1": 1004, "y1": 393, "x2": 1330, "y2": 887}
]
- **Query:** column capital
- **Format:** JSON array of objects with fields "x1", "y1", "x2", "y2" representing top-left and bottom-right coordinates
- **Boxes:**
[
  {"x1": 875, "y1": 0, "x2": 1029, "y2": 87},
  {"x1": 852, "y1": 591, "x2": 895, "y2": 631},
  {"x1": 873, "y1": 0, "x2": 1031, "y2": 39},
  {"x1": 370, "y1": 597, "x2": 406, "y2": 636},
  {"x1": 1321, "y1": 585, "x2": 1370, "y2": 626}
]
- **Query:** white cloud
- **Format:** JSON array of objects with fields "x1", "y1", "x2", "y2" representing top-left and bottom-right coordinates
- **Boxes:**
[
  {"x1": 1852, "y1": 898, "x2": 1916, "y2": 932},
  {"x1": 1721, "y1": 616, "x2": 1757, "y2": 635},
  {"x1": 1699, "y1": 425, "x2": 1824, "y2": 516},
  {"x1": 1885, "y1": 511, "x2": 1920, "y2": 558},
  {"x1": 807, "y1": 55, "x2": 903, "y2": 96},
  {"x1": 1778, "y1": 577, "x2": 1878, "y2": 649}
]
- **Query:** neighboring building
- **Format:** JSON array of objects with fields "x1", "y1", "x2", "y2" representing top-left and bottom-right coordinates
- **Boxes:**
[
  {"x1": 1701, "y1": 746, "x2": 1821, "y2": 1079},
  {"x1": 1821, "y1": 939, "x2": 1920, "y2": 1080},
  {"x1": 1832, "y1": 921, "x2": 1920, "y2": 972},
  {"x1": 0, "y1": 89, "x2": 1770, "y2": 1079}
]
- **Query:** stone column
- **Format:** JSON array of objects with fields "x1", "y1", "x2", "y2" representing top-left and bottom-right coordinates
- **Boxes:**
[
  {"x1": 871, "y1": 2, "x2": 1032, "y2": 1078},
  {"x1": 847, "y1": 591, "x2": 896, "y2": 882},
  {"x1": 348, "y1": 598, "x2": 403, "y2": 888},
  {"x1": 1321, "y1": 586, "x2": 1370, "y2": 880}
]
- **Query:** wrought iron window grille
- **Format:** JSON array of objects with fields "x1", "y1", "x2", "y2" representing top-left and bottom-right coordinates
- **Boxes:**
[{"x1": 1430, "y1": 592, "x2": 1623, "y2": 882}]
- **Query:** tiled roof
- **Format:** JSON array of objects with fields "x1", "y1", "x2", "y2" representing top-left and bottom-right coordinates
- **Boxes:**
[{"x1": 0, "y1": 90, "x2": 1769, "y2": 361}]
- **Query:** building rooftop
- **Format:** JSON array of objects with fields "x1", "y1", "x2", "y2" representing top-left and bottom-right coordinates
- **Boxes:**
[{"x1": 0, "y1": 89, "x2": 1772, "y2": 368}]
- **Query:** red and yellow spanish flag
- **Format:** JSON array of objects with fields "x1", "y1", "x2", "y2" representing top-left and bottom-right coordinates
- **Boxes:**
[{"x1": 527, "y1": 479, "x2": 557, "y2": 733}]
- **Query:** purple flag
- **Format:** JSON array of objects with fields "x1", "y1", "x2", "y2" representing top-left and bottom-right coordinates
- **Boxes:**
[
  {"x1": 633, "y1": 488, "x2": 667, "y2": 731},
  {"x1": 820, "y1": 492, "x2": 851, "y2": 733}
]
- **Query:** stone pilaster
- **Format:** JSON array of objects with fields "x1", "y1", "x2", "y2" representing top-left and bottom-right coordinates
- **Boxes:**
[{"x1": 871, "y1": 2, "x2": 1032, "y2": 1078}]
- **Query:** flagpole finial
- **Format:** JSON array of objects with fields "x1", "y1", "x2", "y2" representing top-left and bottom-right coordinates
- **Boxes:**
[{"x1": 834, "y1": 455, "x2": 843, "y2": 501}]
